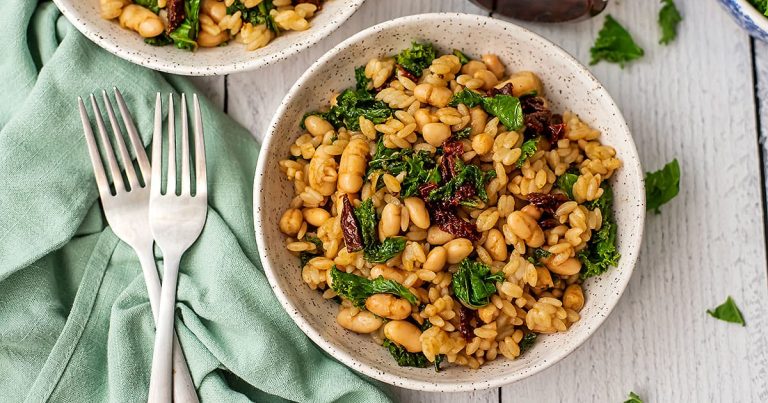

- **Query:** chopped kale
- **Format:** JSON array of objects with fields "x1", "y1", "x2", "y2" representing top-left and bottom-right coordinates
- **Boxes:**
[
  {"x1": 383, "y1": 339, "x2": 430, "y2": 368},
  {"x1": 355, "y1": 66, "x2": 370, "y2": 91},
  {"x1": 353, "y1": 199, "x2": 377, "y2": 249},
  {"x1": 453, "y1": 49, "x2": 471, "y2": 64},
  {"x1": 555, "y1": 170, "x2": 580, "y2": 199},
  {"x1": 396, "y1": 42, "x2": 437, "y2": 76},
  {"x1": 452, "y1": 259, "x2": 506, "y2": 309},
  {"x1": 517, "y1": 138, "x2": 538, "y2": 168},
  {"x1": 134, "y1": 0, "x2": 160, "y2": 13},
  {"x1": 428, "y1": 160, "x2": 496, "y2": 203},
  {"x1": 448, "y1": 89, "x2": 484, "y2": 108},
  {"x1": 330, "y1": 267, "x2": 418, "y2": 308},
  {"x1": 449, "y1": 90, "x2": 523, "y2": 131},
  {"x1": 298, "y1": 235, "x2": 324, "y2": 267},
  {"x1": 579, "y1": 184, "x2": 621, "y2": 279},
  {"x1": 454, "y1": 127, "x2": 472, "y2": 140},
  {"x1": 519, "y1": 333, "x2": 537, "y2": 354},
  {"x1": 364, "y1": 237, "x2": 407, "y2": 263},
  {"x1": 227, "y1": 0, "x2": 278, "y2": 33},
  {"x1": 168, "y1": 0, "x2": 202, "y2": 51},
  {"x1": 145, "y1": 33, "x2": 174, "y2": 46},
  {"x1": 527, "y1": 248, "x2": 552, "y2": 266},
  {"x1": 325, "y1": 88, "x2": 392, "y2": 131}
]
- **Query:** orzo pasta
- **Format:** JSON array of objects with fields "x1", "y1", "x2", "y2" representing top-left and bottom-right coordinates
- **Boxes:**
[
  {"x1": 99, "y1": 0, "x2": 324, "y2": 51},
  {"x1": 278, "y1": 43, "x2": 623, "y2": 371}
]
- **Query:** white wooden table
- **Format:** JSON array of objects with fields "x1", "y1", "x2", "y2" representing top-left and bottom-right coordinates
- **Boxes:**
[{"x1": 191, "y1": 0, "x2": 768, "y2": 401}]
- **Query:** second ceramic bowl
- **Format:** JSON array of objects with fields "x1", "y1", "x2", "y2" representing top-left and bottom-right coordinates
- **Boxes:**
[{"x1": 254, "y1": 13, "x2": 645, "y2": 391}]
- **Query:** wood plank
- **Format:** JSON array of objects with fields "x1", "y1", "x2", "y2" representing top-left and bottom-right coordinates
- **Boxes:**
[
  {"x1": 501, "y1": 1, "x2": 768, "y2": 401},
  {"x1": 226, "y1": 1, "x2": 498, "y2": 402}
]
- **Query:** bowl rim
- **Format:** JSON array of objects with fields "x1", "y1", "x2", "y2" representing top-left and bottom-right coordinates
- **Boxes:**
[
  {"x1": 51, "y1": 0, "x2": 365, "y2": 76},
  {"x1": 253, "y1": 12, "x2": 645, "y2": 392},
  {"x1": 733, "y1": 0, "x2": 768, "y2": 29}
]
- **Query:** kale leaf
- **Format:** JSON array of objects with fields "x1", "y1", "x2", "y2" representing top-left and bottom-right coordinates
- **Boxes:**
[
  {"x1": 353, "y1": 199, "x2": 407, "y2": 262},
  {"x1": 555, "y1": 170, "x2": 580, "y2": 199},
  {"x1": 227, "y1": 0, "x2": 278, "y2": 33},
  {"x1": 449, "y1": 89, "x2": 484, "y2": 108},
  {"x1": 396, "y1": 42, "x2": 437, "y2": 76},
  {"x1": 298, "y1": 235, "x2": 324, "y2": 267},
  {"x1": 428, "y1": 160, "x2": 496, "y2": 203},
  {"x1": 353, "y1": 199, "x2": 377, "y2": 248},
  {"x1": 367, "y1": 137, "x2": 410, "y2": 176},
  {"x1": 330, "y1": 267, "x2": 418, "y2": 307},
  {"x1": 355, "y1": 66, "x2": 370, "y2": 91},
  {"x1": 659, "y1": 0, "x2": 683, "y2": 45},
  {"x1": 590, "y1": 15, "x2": 645, "y2": 67},
  {"x1": 579, "y1": 184, "x2": 621, "y2": 279},
  {"x1": 364, "y1": 237, "x2": 407, "y2": 263},
  {"x1": 517, "y1": 138, "x2": 538, "y2": 168},
  {"x1": 645, "y1": 158, "x2": 680, "y2": 214},
  {"x1": 401, "y1": 151, "x2": 441, "y2": 197},
  {"x1": 527, "y1": 248, "x2": 552, "y2": 266},
  {"x1": 134, "y1": 0, "x2": 160, "y2": 13},
  {"x1": 383, "y1": 339, "x2": 430, "y2": 368},
  {"x1": 748, "y1": 0, "x2": 768, "y2": 15},
  {"x1": 452, "y1": 258, "x2": 506, "y2": 309},
  {"x1": 455, "y1": 127, "x2": 472, "y2": 140},
  {"x1": 707, "y1": 296, "x2": 746, "y2": 326},
  {"x1": 325, "y1": 88, "x2": 392, "y2": 131},
  {"x1": 168, "y1": 0, "x2": 202, "y2": 51},
  {"x1": 449, "y1": 90, "x2": 523, "y2": 131},
  {"x1": 519, "y1": 333, "x2": 537, "y2": 354},
  {"x1": 145, "y1": 33, "x2": 174, "y2": 46},
  {"x1": 453, "y1": 49, "x2": 471, "y2": 65},
  {"x1": 482, "y1": 94, "x2": 524, "y2": 131}
]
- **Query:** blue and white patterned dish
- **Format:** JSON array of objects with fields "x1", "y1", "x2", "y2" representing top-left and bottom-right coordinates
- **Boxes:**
[{"x1": 718, "y1": 0, "x2": 768, "y2": 41}]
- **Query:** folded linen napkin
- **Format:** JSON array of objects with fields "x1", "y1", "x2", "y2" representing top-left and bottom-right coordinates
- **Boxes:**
[{"x1": 0, "y1": 2, "x2": 391, "y2": 402}]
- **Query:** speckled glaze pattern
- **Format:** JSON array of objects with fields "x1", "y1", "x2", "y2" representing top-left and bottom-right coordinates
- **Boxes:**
[
  {"x1": 718, "y1": 0, "x2": 768, "y2": 41},
  {"x1": 50, "y1": 0, "x2": 365, "y2": 76},
  {"x1": 253, "y1": 13, "x2": 645, "y2": 392}
]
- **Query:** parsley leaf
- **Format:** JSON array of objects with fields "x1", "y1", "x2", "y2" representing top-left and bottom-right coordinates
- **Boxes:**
[
  {"x1": 396, "y1": 42, "x2": 437, "y2": 76},
  {"x1": 449, "y1": 89, "x2": 484, "y2": 108},
  {"x1": 624, "y1": 391, "x2": 644, "y2": 403},
  {"x1": 590, "y1": 15, "x2": 645, "y2": 67},
  {"x1": 329, "y1": 267, "x2": 418, "y2": 308},
  {"x1": 355, "y1": 66, "x2": 370, "y2": 91},
  {"x1": 517, "y1": 138, "x2": 538, "y2": 168},
  {"x1": 659, "y1": 0, "x2": 683, "y2": 45},
  {"x1": 579, "y1": 184, "x2": 621, "y2": 279},
  {"x1": 707, "y1": 296, "x2": 746, "y2": 326},
  {"x1": 453, "y1": 49, "x2": 471, "y2": 65},
  {"x1": 452, "y1": 259, "x2": 506, "y2": 309},
  {"x1": 383, "y1": 339, "x2": 430, "y2": 368},
  {"x1": 519, "y1": 333, "x2": 537, "y2": 354},
  {"x1": 645, "y1": 158, "x2": 680, "y2": 214}
]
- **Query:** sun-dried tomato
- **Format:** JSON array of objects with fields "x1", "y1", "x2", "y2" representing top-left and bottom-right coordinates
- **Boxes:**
[
  {"x1": 419, "y1": 184, "x2": 480, "y2": 241},
  {"x1": 548, "y1": 114, "x2": 565, "y2": 145},
  {"x1": 538, "y1": 217, "x2": 560, "y2": 230},
  {"x1": 340, "y1": 195, "x2": 363, "y2": 251},
  {"x1": 396, "y1": 65, "x2": 418, "y2": 83},
  {"x1": 527, "y1": 192, "x2": 569, "y2": 214},
  {"x1": 432, "y1": 206, "x2": 480, "y2": 241},
  {"x1": 166, "y1": 0, "x2": 185, "y2": 32},
  {"x1": 458, "y1": 305, "x2": 477, "y2": 341},
  {"x1": 486, "y1": 82, "x2": 514, "y2": 97}
]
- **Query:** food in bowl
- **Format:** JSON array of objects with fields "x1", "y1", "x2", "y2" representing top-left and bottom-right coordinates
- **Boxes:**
[
  {"x1": 98, "y1": 0, "x2": 322, "y2": 50},
  {"x1": 276, "y1": 42, "x2": 623, "y2": 371},
  {"x1": 748, "y1": 0, "x2": 768, "y2": 15}
]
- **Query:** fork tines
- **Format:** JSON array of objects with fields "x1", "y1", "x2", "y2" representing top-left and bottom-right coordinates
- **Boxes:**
[
  {"x1": 78, "y1": 89, "x2": 151, "y2": 197},
  {"x1": 150, "y1": 93, "x2": 207, "y2": 197}
]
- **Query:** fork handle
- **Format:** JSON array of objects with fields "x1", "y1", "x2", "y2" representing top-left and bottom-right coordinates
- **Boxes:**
[
  {"x1": 148, "y1": 254, "x2": 182, "y2": 403},
  {"x1": 138, "y1": 251, "x2": 199, "y2": 403}
]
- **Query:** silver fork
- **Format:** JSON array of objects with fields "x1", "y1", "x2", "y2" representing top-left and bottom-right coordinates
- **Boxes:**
[
  {"x1": 78, "y1": 90, "x2": 199, "y2": 403},
  {"x1": 147, "y1": 93, "x2": 208, "y2": 403}
]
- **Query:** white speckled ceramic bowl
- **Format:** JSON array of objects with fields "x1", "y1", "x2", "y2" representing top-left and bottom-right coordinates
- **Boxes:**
[
  {"x1": 718, "y1": 0, "x2": 768, "y2": 42},
  {"x1": 254, "y1": 13, "x2": 645, "y2": 391},
  {"x1": 51, "y1": 0, "x2": 364, "y2": 76}
]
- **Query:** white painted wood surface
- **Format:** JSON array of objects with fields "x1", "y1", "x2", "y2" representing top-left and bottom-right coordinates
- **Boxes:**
[{"x1": 192, "y1": 0, "x2": 768, "y2": 401}]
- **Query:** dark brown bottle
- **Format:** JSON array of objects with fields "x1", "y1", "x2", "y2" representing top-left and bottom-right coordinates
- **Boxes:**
[{"x1": 471, "y1": 0, "x2": 609, "y2": 23}]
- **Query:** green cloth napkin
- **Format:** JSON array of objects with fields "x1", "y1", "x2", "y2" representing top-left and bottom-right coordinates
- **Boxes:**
[{"x1": 0, "y1": 2, "x2": 391, "y2": 402}]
